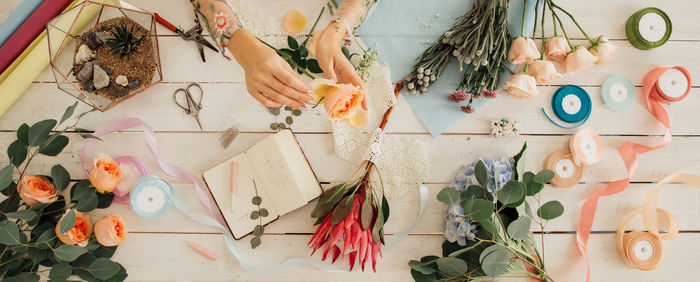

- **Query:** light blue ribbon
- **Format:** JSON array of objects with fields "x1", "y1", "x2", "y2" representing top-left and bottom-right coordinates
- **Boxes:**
[{"x1": 0, "y1": 0, "x2": 43, "y2": 48}]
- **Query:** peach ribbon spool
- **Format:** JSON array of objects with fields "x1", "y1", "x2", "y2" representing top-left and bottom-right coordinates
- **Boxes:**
[
  {"x1": 544, "y1": 149, "x2": 584, "y2": 188},
  {"x1": 570, "y1": 129, "x2": 604, "y2": 165}
]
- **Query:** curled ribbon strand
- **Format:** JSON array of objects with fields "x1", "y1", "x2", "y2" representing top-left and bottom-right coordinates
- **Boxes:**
[{"x1": 576, "y1": 66, "x2": 691, "y2": 281}]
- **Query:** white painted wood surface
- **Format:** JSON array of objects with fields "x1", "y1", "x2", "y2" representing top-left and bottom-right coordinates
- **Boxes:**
[{"x1": 1, "y1": 0, "x2": 699, "y2": 281}]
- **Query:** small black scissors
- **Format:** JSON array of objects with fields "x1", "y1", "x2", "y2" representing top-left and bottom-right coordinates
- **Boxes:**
[
  {"x1": 154, "y1": 12, "x2": 219, "y2": 62},
  {"x1": 174, "y1": 83, "x2": 204, "y2": 131}
]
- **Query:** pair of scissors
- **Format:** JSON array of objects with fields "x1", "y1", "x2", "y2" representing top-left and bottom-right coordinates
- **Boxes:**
[
  {"x1": 154, "y1": 12, "x2": 219, "y2": 62},
  {"x1": 174, "y1": 83, "x2": 204, "y2": 131}
]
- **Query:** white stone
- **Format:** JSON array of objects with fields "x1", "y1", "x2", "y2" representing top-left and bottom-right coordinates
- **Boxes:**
[
  {"x1": 75, "y1": 44, "x2": 95, "y2": 65},
  {"x1": 92, "y1": 65, "x2": 109, "y2": 90},
  {"x1": 115, "y1": 75, "x2": 128, "y2": 87}
]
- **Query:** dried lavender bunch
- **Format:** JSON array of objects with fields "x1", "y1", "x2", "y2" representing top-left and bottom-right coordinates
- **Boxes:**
[{"x1": 404, "y1": 0, "x2": 510, "y2": 97}]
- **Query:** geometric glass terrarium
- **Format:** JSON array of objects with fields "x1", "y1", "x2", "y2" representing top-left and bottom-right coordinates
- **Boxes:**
[{"x1": 47, "y1": 0, "x2": 162, "y2": 112}]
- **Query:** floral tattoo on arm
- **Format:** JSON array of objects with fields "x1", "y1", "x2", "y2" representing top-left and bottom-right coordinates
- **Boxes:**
[{"x1": 190, "y1": 0, "x2": 242, "y2": 59}]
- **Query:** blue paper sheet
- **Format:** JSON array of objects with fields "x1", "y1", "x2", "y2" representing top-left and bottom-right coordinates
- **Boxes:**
[
  {"x1": 358, "y1": 0, "x2": 538, "y2": 138},
  {"x1": 0, "y1": 0, "x2": 43, "y2": 48}
]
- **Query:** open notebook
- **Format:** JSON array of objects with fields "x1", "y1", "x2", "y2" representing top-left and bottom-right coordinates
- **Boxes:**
[{"x1": 202, "y1": 129, "x2": 322, "y2": 239}]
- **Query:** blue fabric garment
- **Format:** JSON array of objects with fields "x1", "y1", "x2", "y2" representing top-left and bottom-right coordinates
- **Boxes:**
[
  {"x1": 358, "y1": 0, "x2": 539, "y2": 138},
  {"x1": 0, "y1": 0, "x2": 43, "y2": 48}
]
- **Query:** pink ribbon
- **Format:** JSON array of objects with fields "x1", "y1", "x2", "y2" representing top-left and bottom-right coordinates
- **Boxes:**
[
  {"x1": 575, "y1": 66, "x2": 691, "y2": 281},
  {"x1": 79, "y1": 118, "x2": 225, "y2": 224}
]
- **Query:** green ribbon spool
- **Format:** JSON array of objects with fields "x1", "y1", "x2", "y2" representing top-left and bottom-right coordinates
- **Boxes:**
[{"x1": 626, "y1": 7, "x2": 672, "y2": 50}]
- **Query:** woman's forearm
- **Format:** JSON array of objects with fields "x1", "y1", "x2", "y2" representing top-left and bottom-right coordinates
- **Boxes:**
[
  {"x1": 190, "y1": 0, "x2": 242, "y2": 56},
  {"x1": 333, "y1": 0, "x2": 377, "y2": 34}
]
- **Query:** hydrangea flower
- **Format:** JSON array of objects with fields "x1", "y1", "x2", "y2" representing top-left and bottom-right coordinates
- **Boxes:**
[{"x1": 443, "y1": 156, "x2": 515, "y2": 245}]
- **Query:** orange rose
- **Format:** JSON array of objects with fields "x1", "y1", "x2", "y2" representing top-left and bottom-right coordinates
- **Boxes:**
[
  {"x1": 508, "y1": 36, "x2": 540, "y2": 64},
  {"x1": 17, "y1": 175, "x2": 58, "y2": 206},
  {"x1": 504, "y1": 73, "x2": 539, "y2": 99},
  {"x1": 56, "y1": 211, "x2": 92, "y2": 247},
  {"x1": 545, "y1": 36, "x2": 571, "y2": 61},
  {"x1": 527, "y1": 60, "x2": 563, "y2": 85},
  {"x1": 89, "y1": 154, "x2": 122, "y2": 193},
  {"x1": 311, "y1": 78, "x2": 367, "y2": 127},
  {"x1": 590, "y1": 35, "x2": 618, "y2": 65},
  {"x1": 564, "y1": 47, "x2": 597, "y2": 74},
  {"x1": 94, "y1": 214, "x2": 127, "y2": 246}
]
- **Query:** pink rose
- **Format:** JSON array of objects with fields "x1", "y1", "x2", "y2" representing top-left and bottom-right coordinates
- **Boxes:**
[
  {"x1": 508, "y1": 37, "x2": 540, "y2": 64},
  {"x1": 17, "y1": 175, "x2": 58, "y2": 206},
  {"x1": 94, "y1": 214, "x2": 128, "y2": 246},
  {"x1": 590, "y1": 36, "x2": 618, "y2": 65},
  {"x1": 564, "y1": 47, "x2": 597, "y2": 74},
  {"x1": 527, "y1": 60, "x2": 563, "y2": 85},
  {"x1": 56, "y1": 211, "x2": 92, "y2": 247},
  {"x1": 545, "y1": 36, "x2": 571, "y2": 61},
  {"x1": 504, "y1": 73, "x2": 539, "y2": 98},
  {"x1": 89, "y1": 154, "x2": 122, "y2": 193}
]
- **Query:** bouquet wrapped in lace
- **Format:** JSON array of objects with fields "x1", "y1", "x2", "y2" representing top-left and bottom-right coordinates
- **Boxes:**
[
  {"x1": 308, "y1": 82, "x2": 403, "y2": 272},
  {"x1": 409, "y1": 143, "x2": 564, "y2": 281}
]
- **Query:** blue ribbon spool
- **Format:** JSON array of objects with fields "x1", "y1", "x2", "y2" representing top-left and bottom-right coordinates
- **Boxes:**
[
  {"x1": 601, "y1": 75, "x2": 636, "y2": 111},
  {"x1": 542, "y1": 85, "x2": 592, "y2": 129},
  {"x1": 130, "y1": 175, "x2": 173, "y2": 219}
]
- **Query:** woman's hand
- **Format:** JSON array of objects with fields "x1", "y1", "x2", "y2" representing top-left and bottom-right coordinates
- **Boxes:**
[
  {"x1": 229, "y1": 29, "x2": 313, "y2": 109},
  {"x1": 312, "y1": 22, "x2": 367, "y2": 110}
]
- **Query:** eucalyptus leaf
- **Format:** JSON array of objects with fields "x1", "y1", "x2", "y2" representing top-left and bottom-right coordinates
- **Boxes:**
[
  {"x1": 28, "y1": 119, "x2": 57, "y2": 146},
  {"x1": 58, "y1": 209, "x2": 76, "y2": 234},
  {"x1": 5, "y1": 210, "x2": 37, "y2": 221},
  {"x1": 53, "y1": 244, "x2": 87, "y2": 262},
  {"x1": 537, "y1": 201, "x2": 564, "y2": 220},
  {"x1": 496, "y1": 180, "x2": 525, "y2": 205},
  {"x1": 408, "y1": 260, "x2": 435, "y2": 275},
  {"x1": 250, "y1": 236, "x2": 261, "y2": 249},
  {"x1": 27, "y1": 248, "x2": 49, "y2": 264},
  {"x1": 93, "y1": 245, "x2": 118, "y2": 259},
  {"x1": 76, "y1": 193, "x2": 98, "y2": 212},
  {"x1": 7, "y1": 141, "x2": 27, "y2": 167},
  {"x1": 97, "y1": 192, "x2": 114, "y2": 209},
  {"x1": 330, "y1": 196, "x2": 353, "y2": 225},
  {"x1": 360, "y1": 199, "x2": 373, "y2": 230},
  {"x1": 506, "y1": 216, "x2": 531, "y2": 240},
  {"x1": 0, "y1": 165, "x2": 14, "y2": 191},
  {"x1": 252, "y1": 196, "x2": 262, "y2": 205},
  {"x1": 461, "y1": 198, "x2": 493, "y2": 221},
  {"x1": 38, "y1": 135, "x2": 69, "y2": 156},
  {"x1": 103, "y1": 264, "x2": 127, "y2": 282},
  {"x1": 259, "y1": 208, "x2": 269, "y2": 217},
  {"x1": 436, "y1": 187, "x2": 460, "y2": 205},
  {"x1": 478, "y1": 244, "x2": 509, "y2": 277},
  {"x1": 474, "y1": 160, "x2": 488, "y2": 186},
  {"x1": 51, "y1": 165, "x2": 70, "y2": 191},
  {"x1": 35, "y1": 229, "x2": 56, "y2": 249},
  {"x1": 478, "y1": 218, "x2": 499, "y2": 236},
  {"x1": 88, "y1": 258, "x2": 121, "y2": 280},
  {"x1": 250, "y1": 210, "x2": 260, "y2": 220},
  {"x1": 71, "y1": 185, "x2": 94, "y2": 202},
  {"x1": 410, "y1": 269, "x2": 436, "y2": 282},
  {"x1": 60, "y1": 102, "x2": 78, "y2": 124},
  {"x1": 436, "y1": 257, "x2": 468, "y2": 276},
  {"x1": 17, "y1": 123, "x2": 29, "y2": 145},
  {"x1": 253, "y1": 225, "x2": 264, "y2": 237},
  {"x1": 0, "y1": 220, "x2": 21, "y2": 245},
  {"x1": 49, "y1": 262, "x2": 72, "y2": 282},
  {"x1": 533, "y1": 170, "x2": 555, "y2": 184},
  {"x1": 512, "y1": 142, "x2": 527, "y2": 180}
]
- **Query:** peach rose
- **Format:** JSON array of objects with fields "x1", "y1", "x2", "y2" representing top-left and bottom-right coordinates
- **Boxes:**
[
  {"x1": 508, "y1": 37, "x2": 540, "y2": 64},
  {"x1": 564, "y1": 47, "x2": 597, "y2": 74},
  {"x1": 56, "y1": 211, "x2": 92, "y2": 247},
  {"x1": 590, "y1": 36, "x2": 618, "y2": 65},
  {"x1": 545, "y1": 36, "x2": 571, "y2": 61},
  {"x1": 504, "y1": 73, "x2": 539, "y2": 98},
  {"x1": 17, "y1": 175, "x2": 58, "y2": 207},
  {"x1": 527, "y1": 60, "x2": 563, "y2": 85},
  {"x1": 310, "y1": 78, "x2": 367, "y2": 127},
  {"x1": 94, "y1": 214, "x2": 127, "y2": 247},
  {"x1": 89, "y1": 154, "x2": 122, "y2": 193}
]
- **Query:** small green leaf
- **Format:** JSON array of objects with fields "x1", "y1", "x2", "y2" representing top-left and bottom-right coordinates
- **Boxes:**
[
  {"x1": 253, "y1": 225, "x2": 264, "y2": 237},
  {"x1": 436, "y1": 187, "x2": 460, "y2": 205},
  {"x1": 381, "y1": 195, "x2": 390, "y2": 223},
  {"x1": 93, "y1": 245, "x2": 118, "y2": 258},
  {"x1": 537, "y1": 201, "x2": 564, "y2": 220},
  {"x1": 259, "y1": 208, "x2": 269, "y2": 217},
  {"x1": 512, "y1": 142, "x2": 527, "y2": 180},
  {"x1": 478, "y1": 218, "x2": 499, "y2": 236},
  {"x1": 341, "y1": 46, "x2": 350, "y2": 59},
  {"x1": 250, "y1": 236, "x2": 261, "y2": 249},
  {"x1": 0, "y1": 165, "x2": 14, "y2": 191},
  {"x1": 475, "y1": 160, "x2": 488, "y2": 186},
  {"x1": 507, "y1": 217, "x2": 531, "y2": 240},
  {"x1": 410, "y1": 269, "x2": 436, "y2": 282},
  {"x1": 299, "y1": 45, "x2": 309, "y2": 57},
  {"x1": 97, "y1": 192, "x2": 114, "y2": 209},
  {"x1": 311, "y1": 184, "x2": 345, "y2": 218},
  {"x1": 408, "y1": 260, "x2": 436, "y2": 275},
  {"x1": 250, "y1": 210, "x2": 260, "y2": 219},
  {"x1": 436, "y1": 257, "x2": 468, "y2": 276},
  {"x1": 287, "y1": 36, "x2": 299, "y2": 49},
  {"x1": 28, "y1": 119, "x2": 57, "y2": 146},
  {"x1": 479, "y1": 244, "x2": 509, "y2": 277},
  {"x1": 35, "y1": 229, "x2": 56, "y2": 249},
  {"x1": 51, "y1": 165, "x2": 70, "y2": 191},
  {"x1": 58, "y1": 210, "x2": 76, "y2": 234},
  {"x1": 7, "y1": 140, "x2": 27, "y2": 167},
  {"x1": 76, "y1": 193, "x2": 98, "y2": 212},
  {"x1": 251, "y1": 196, "x2": 262, "y2": 205},
  {"x1": 533, "y1": 170, "x2": 555, "y2": 184},
  {"x1": 0, "y1": 220, "x2": 21, "y2": 245},
  {"x1": 5, "y1": 210, "x2": 37, "y2": 220},
  {"x1": 269, "y1": 107, "x2": 281, "y2": 116},
  {"x1": 49, "y1": 262, "x2": 72, "y2": 282},
  {"x1": 307, "y1": 59, "x2": 323, "y2": 73},
  {"x1": 27, "y1": 248, "x2": 49, "y2": 264},
  {"x1": 330, "y1": 196, "x2": 353, "y2": 225},
  {"x1": 71, "y1": 184, "x2": 94, "y2": 202},
  {"x1": 60, "y1": 102, "x2": 79, "y2": 124},
  {"x1": 38, "y1": 135, "x2": 69, "y2": 156},
  {"x1": 464, "y1": 185, "x2": 493, "y2": 201},
  {"x1": 496, "y1": 180, "x2": 525, "y2": 205},
  {"x1": 53, "y1": 244, "x2": 88, "y2": 262},
  {"x1": 88, "y1": 258, "x2": 121, "y2": 280},
  {"x1": 462, "y1": 199, "x2": 493, "y2": 221},
  {"x1": 360, "y1": 199, "x2": 373, "y2": 230},
  {"x1": 17, "y1": 123, "x2": 29, "y2": 145}
]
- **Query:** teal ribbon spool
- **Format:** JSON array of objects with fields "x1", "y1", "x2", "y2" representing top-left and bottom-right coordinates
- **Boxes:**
[
  {"x1": 626, "y1": 7, "x2": 672, "y2": 50},
  {"x1": 542, "y1": 85, "x2": 592, "y2": 129},
  {"x1": 601, "y1": 75, "x2": 636, "y2": 111},
  {"x1": 130, "y1": 175, "x2": 173, "y2": 219}
]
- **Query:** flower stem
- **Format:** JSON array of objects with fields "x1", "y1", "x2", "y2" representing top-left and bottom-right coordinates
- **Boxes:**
[
  {"x1": 550, "y1": 1, "x2": 593, "y2": 43},
  {"x1": 257, "y1": 37, "x2": 315, "y2": 79},
  {"x1": 302, "y1": 6, "x2": 325, "y2": 46},
  {"x1": 521, "y1": 0, "x2": 528, "y2": 36},
  {"x1": 540, "y1": 0, "x2": 547, "y2": 60},
  {"x1": 547, "y1": 1, "x2": 573, "y2": 50}
]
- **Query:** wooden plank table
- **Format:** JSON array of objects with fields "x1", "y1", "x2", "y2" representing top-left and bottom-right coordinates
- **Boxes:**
[{"x1": 1, "y1": 0, "x2": 699, "y2": 281}]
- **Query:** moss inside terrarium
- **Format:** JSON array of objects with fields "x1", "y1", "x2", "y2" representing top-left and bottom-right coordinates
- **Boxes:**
[{"x1": 72, "y1": 16, "x2": 156, "y2": 99}]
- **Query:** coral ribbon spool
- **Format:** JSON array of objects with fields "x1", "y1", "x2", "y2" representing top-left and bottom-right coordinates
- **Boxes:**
[
  {"x1": 542, "y1": 85, "x2": 592, "y2": 129},
  {"x1": 601, "y1": 75, "x2": 636, "y2": 111},
  {"x1": 576, "y1": 66, "x2": 692, "y2": 282},
  {"x1": 544, "y1": 149, "x2": 583, "y2": 188},
  {"x1": 626, "y1": 7, "x2": 672, "y2": 50},
  {"x1": 570, "y1": 129, "x2": 604, "y2": 165}
]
